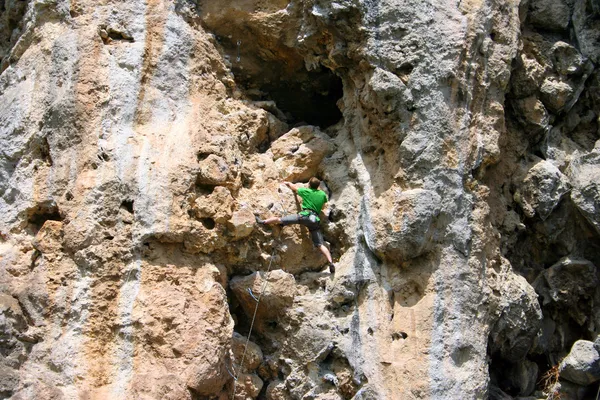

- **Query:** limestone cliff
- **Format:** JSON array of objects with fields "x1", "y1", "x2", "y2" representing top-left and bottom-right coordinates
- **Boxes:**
[{"x1": 0, "y1": 0, "x2": 599, "y2": 399}]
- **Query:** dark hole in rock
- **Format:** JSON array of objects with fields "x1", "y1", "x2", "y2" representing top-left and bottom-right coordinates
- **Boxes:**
[
  {"x1": 391, "y1": 331, "x2": 408, "y2": 341},
  {"x1": 197, "y1": 152, "x2": 211, "y2": 162},
  {"x1": 121, "y1": 200, "x2": 134, "y2": 213},
  {"x1": 201, "y1": 218, "x2": 216, "y2": 230},
  {"x1": 266, "y1": 320, "x2": 278, "y2": 330},
  {"x1": 39, "y1": 137, "x2": 53, "y2": 166},
  {"x1": 196, "y1": 183, "x2": 216, "y2": 196},
  {"x1": 65, "y1": 192, "x2": 74, "y2": 201},
  {"x1": 27, "y1": 202, "x2": 62, "y2": 233},
  {"x1": 98, "y1": 152, "x2": 110, "y2": 162},
  {"x1": 257, "y1": 139, "x2": 270, "y2": 154},
  {"x1": 241, "y1": 172, "x2": 253, "y2": 188},
  {"x1": 532, "y1": 149, "x2": 546, "y2": 160}
]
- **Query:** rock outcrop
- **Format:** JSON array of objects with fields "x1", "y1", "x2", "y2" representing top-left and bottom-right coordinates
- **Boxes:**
[{"x1": 1, "y1": 0, "x2": 599, "y2": 399}]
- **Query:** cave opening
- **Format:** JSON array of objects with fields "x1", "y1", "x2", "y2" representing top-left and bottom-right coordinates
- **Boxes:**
[
  {"x1": 234, "y1": 62, "x2": 343, "y2": 128},
  {"x1": 248, "y1": 67, "x2": 344, "y2": 128},
  {"x1": 213, "y1": 35, "x2": 344, "y2": 129},
  {"x1": 26, "y1": 202, "x2": 62, "y2": 233}
]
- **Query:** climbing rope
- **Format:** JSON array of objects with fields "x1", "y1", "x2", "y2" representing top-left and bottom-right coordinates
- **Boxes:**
[{"x1": 230, "y1": 185, "x2": 290, "y2": 399}]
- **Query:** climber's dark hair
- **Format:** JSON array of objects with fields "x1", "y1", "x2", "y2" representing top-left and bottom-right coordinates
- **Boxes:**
[{"x1": 309, "y1": 177, "x2": 320, "y2": 189}]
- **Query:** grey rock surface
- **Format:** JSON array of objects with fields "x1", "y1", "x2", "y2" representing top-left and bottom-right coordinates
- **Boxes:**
[
  {"x1": 0, "y1": 0, "x2": 599, "y2": 399},
  {"x1": 559, "y1": 340, "x2": 600, "y2": 386}
]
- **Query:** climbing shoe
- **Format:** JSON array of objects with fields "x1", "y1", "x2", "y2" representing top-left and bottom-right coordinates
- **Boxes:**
[
  {"x1": 329, "y1": 263, "x2": 336, "y2": 274},
  {"x1": 255, "y1": 214, "x2": 265, "y2": 225}
]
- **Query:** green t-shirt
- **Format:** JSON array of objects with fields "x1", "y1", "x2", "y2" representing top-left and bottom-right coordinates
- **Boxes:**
[{"x1": 297, "y1": 187, "x2": 328, "y2": 221}]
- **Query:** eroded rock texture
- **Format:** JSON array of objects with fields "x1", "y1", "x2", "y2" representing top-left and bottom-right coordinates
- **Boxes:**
[{"x1": 0, "y1": 0, "x2": 598, "y2": 399}]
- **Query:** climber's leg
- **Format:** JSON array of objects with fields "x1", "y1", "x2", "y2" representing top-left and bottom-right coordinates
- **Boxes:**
[{"x1": 310, "y1": 228, "x2": 335, "y2": 274}]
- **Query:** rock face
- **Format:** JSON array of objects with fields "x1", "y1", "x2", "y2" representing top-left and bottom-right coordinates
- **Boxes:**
[{"x1": 0, "y1": 0, "x2": 599, "y2": 399}]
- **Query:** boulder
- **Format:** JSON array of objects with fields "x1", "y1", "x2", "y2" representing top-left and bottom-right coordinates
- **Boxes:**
[
  {"x1": 366, "y1": 67, "x2": 413, "y2": 114},
  {"x1": 516, "y1": 160, "x2": 570, "y2": 220},
  {"x1": 234, "y1": 373, "x2": 263, "y2": 400},
  {"x1": 230, "y1": 270, "x2": 296, "y2": 330},
  {"x1": 364, "y1": 188, "x2": 441, "y2": 261},
  {"x1": 197, "y1": 154, "x2": 237, "y2": 186},
  {"x1": 192, "y1": 186, "x2": 234, "y2": 223},
  {"x1": 271, "y1": 126, "x2": 335, "y2": 181},
  {"x1": 505, "y1": 360, "x2": 539, "y2": 396},
  {"x1": 566, "y1": 152, "x2": 600, "y2": 235},
  {"x1": 559, "y1": 340, "x2": 600, "y2": 385},
  {"x1": 266, "y1": 380, "x2": 291, "y2": 400},
  {"x1": 489, "y1": 269, "x2": 542, "y2": 362},
  {"x1": 232, "y1": 332, "x2": 263, "y2": 372},
  {"x1": 0, "y1": 364, "x2": 19, "y2": 399},
  {"x1": 551, "y1": 41, "x2": 585, "y2": 76},
  {"x1": 510, "y1": 53, "x2": 546, "y2": 98},
  {"x1": 33, "y1": 220, "x2": 64, "y2": 254},
  {"x1": 573, "y1": 0, "x2": 600, "y2": 63},
  {"x1": 551, "y1": 379, "x2": 589, "y2": 400},
  {"x1": 539, "y1": 77, "x2": 575, "y2": 113},
  {"x1": 512, "y1": 96, "x2": 549, "y2": 131},
  {"x1": 528, "y1": 0, "x2": 572, "y2": 31},
  {"x1": 227, "y1": 208, "x2": 256, "y2": 239},
  {"x1": 533, "y1": 257, "x2": 598, "y2": 325}
]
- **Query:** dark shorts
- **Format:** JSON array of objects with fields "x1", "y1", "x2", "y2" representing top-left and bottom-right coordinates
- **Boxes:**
[{"x1": 280, "y1": 214, "x2": 324, "y2": 247}]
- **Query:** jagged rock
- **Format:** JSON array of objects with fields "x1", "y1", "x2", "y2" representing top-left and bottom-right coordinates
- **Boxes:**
[
  {"x1": 192, "y1": 186, "x2": 234, "y2": 223},
  {"x1": 364, "y1": 188, "x2": 441, "y2": 261},
  {"x1": 534, "y1": 257, "x2": 598, "y2": 325},
  {"x1": 32, "y1": 220, "x2": 63, "y2": 254},
  {"x1": 197, "y1": 154, "x2": 237, "y2": 186},
  {"x1": 567, "y1": 152, "x2": 600, "y2": 235},
  {"x1": 266, "y1": 380, "x2": 291, "y2": 400},
  {"x1": 573, "y1": 0, "x2": 600, "y2": 63},
  {"x1": 234, "y1": 373, "x2": 263, "y2": 400},
  {"x1": 230, "y1": 270, "x2": 296, "y2": 330},
  {"x1": 505, "y1": 359, "x2": 539, "y2": 396},
  {"x1": 510, "y1": 52, "x2": 546, "y2": 98},
  {"x1": 489, "y1": 265, "x2": 542, "y2": 362},
  {"x1": 1, "y1": 0, "x2": 599, "y2": 398},
  {"x1": 271, "y1": 126, "x2": 335, "y2": 181},
  {"x1": 232, "y1": 332, "x2": 263, "y2": 372},
  {"x1": 527, "y1": 0, "x2": 572, "y2": 31},
  {"x1": 512, "y1": 96, "x2": 550, "y2": 131},
  {"x1": 515, "y1": 160, "x2": 570, "y2": 220},
  {"x1": 227, "y1": 208, "x2": 255, "y2": 239},
  {"x1": 365, "y1": 67, "x2": 413, "y2": 116},
  {"x1": 550, "y1": 379, "x2": 590, "y2": 400},
  {"x1": 0, "y1": 364, "x2": 19, "y2": 399},
  {"x1": 559, "y1": 340, "x2": 600, "y2": 386},
  {"x1": 266, "y1": 112, "x2": 290, "y2": 141},
  {"x1": 489, "y1": 385, "x2": 513, "y2": 400},
  {"x1": 539, "y1": 77, "x2": 575, "y2": 113},
  {"x1": 551, "y1": 41, "x2": 585, "y2": 76}
]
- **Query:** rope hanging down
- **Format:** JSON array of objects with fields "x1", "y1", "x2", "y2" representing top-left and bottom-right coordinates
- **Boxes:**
[{"x1": 230, "y1": 186, "x2": 290, "y2": 399}]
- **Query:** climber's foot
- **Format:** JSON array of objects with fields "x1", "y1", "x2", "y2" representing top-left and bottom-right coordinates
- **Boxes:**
[
  {"x1": 329, "y1": 263, "x2": 336, "y2": 275},
  {"x1": 254, "y1": 214, "x2": 265, "y2": 225}
]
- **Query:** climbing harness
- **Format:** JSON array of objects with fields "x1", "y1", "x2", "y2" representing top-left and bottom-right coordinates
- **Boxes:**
[{"x1": 230, "y1": 185, "x2": 290, "y2": 399}]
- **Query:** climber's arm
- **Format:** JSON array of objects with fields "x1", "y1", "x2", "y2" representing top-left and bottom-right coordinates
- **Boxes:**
[{"x1": 284, "y1": 181, "x2": 299, "y2": 194}]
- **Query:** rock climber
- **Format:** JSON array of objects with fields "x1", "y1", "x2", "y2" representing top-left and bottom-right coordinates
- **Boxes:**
[{"x1": 255, "y1": 177, "x2": 336, "y2": 274}]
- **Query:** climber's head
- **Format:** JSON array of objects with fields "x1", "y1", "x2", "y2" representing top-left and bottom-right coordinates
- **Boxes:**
[{"x1": 309, "y1": 177, "x2": 320, "y2": 189}]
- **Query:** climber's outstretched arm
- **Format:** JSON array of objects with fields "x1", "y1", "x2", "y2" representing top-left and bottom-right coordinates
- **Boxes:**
[{"x1": 284, "y1": 181, "x2": 299, "y2": 194}]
